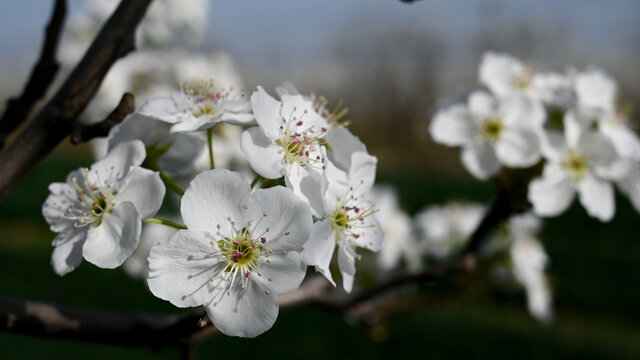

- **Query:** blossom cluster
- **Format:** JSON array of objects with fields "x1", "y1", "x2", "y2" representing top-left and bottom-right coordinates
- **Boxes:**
[
  {"x1": 43, "y1": 79, "x2": 382, "y2": 337},
  {"x1": 372, "y1": 189, "x2": 552, "y2": 323},
  {"x1": 431, "y1": 52, "x2": 640, "y2": 221}
]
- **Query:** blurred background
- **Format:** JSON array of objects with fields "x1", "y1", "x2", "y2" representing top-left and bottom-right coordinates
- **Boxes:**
[{"x1": 1, "y1": 0, "x2": 639, "y2": 358}]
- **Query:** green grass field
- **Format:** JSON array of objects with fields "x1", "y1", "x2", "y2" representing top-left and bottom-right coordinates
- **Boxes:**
[{"x1": 1, "y1": 151, "x2": 639, "y2": 359}]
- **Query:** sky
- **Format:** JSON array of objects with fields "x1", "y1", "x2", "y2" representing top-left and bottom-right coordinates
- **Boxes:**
[{"x1": 0, "y1": 0, "x2": 638, "y2": 94}]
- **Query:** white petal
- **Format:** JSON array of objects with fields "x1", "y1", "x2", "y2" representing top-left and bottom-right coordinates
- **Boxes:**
[
  {"x1": 116, "y1": 167, "x2": 165, "y2": 220},
  {"x1": 528, "y1": 164, "x2": 575, "y2": 217},
  {"x1": 240, "y1": 127, "x2": 284, "y2": 179},
  {"x1": 250, "y1": 86, "x2": 282, "y2": 139},
  {"x1": 51, "y1": 231, "x2": 87, "y2": 276},
  {"x1": 337, "y1": 243, "x2": 357, "y2": 293},
  {"x1": 461, "y1": 142, "x2": 501, "y2": 180},
  {"x1": 301, "y1": 218, "x2": 337, "y2": 286},
  {"x1": 354, "y1": 214, "x2": 384, "y2": 252},
  {"x1": 92, "y1": 140, "x2": 146, "y2": 180},
  {"x1": 600, "y1": 119, "x2": 640, "y2": 160},
  {"x1": 577, "y1": 174, "x2": 615, "y2": 222},
  {"x1": 246, "y1": 186, "x2": 312, "y2": 251},
  {"x1": 170, "y1": 114, "x2": 215, "y2": 133},
  {"x1": 495, "y1": 127, "x2": 541, "y2": 167},
  {"x1": 617, "y1": 165, "x2": 640, "y2": 213},
  {"x1": 147, "y1": 230, "x2": 223, "y2": 307},
  {"x1": 575, "y1": 68, "x2": 617, "y2": 113},
  {"x1": 468, "y1": 91, "x2": 499, "y2": 119},
  {"x1": 83, "y1": 201, "x2": 142, "y2": 268},
  {"x1": 220, "y1": 111, "x2": 256, "y2": 125},
  {"x1": 205, "y1": 277, "x2": 279, "y2": 338},
  {"x1": 42, "y1": 182, "x2": 77, "y2": 233},
  {"x1": 284, "y1": 165, "x2": 326, "y2": 217},
  {"x1": 479, "y1": 52, "x2": 529, "y2": 98},
  {"x1": 325, "y1": 126, "x2": 367, "y2": 172},
  {"x1": 429, "y1": 104, "x2": 476, "y2": 147},
  {"x1": 348, "y1": 152, "x2": 378, "y2": 191},
  {"x1": 138, "y1": 97, "x2": 188, "y2": 124},
  {"x1": 275, "y1": 82, "x2": 300, "y2": 97},
  {"x1": 500, "y1": 95, "x2": 545, "y2": 129},
  {"x1": 182, "y1": 169, "x2": 250, "y2": 233},
  {"x1": 255, "y1": 250, "x2": 306, "y2": 295}
]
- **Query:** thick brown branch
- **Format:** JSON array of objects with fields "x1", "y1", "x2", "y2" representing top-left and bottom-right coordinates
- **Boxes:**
[
  {"x1": 70, "y1": 93, "x2": 135, "y2": 144},
  {"x1": 0, "y1": 0, "x2": 153, "y2": 204},
  {"x1": 0, "y1": 0, "x2": 67, "y2": 150}
]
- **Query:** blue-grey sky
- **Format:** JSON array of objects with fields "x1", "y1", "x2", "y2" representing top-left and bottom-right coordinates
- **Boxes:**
[{"x1": 0, "y1": 0, "x2": 638, "y2": 94}]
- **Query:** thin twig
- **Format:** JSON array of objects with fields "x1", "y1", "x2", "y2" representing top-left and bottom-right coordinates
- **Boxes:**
[
  {"x1": 0, "y1": 0, "x2": 67, "y2": 149},
  {"x1": 70, "y1": 93, "x2": 135, "y2": 144}
]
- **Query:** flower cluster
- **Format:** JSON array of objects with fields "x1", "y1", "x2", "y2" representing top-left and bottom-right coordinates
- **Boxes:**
[
  {"x1": 43, "y1": 79, "x2": 383, "y2": 337},
  {"x1": 431, "y1": 52, "x2": 640, "y2": 221}
]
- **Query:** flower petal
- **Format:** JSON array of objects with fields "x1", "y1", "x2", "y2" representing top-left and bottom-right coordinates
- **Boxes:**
[
  {"x1": 255, "y1": 250, "x2": 306, "y2": 295},
  {"x1": 301, "y1": 218, "x2": 337, "y2": 287},
  {"x1": 240, "y1": 127, "x2": 284, "y2": 179},
  {"x1": 337, "y1": 243, "x2": 357, "y2": 293},
  {"x1": 246, "y1": 186, "x2": 312, "y2": 251},
  {"x1": 181, "y1": 169, "x2": 249, "y2": 233},
  {"x1": 116, "y1": 167, "x2": 165, "y2": 220},
  {"x1": 138, "y1": 97, "x2": 188, "y2": 124},
  {"x1": 461, "y1": 142, "x2": 501, "y2": 180},
  {"x1": 325, "y1": 126, "x2": 367, "y2": 172},
  {"x1": 577, "y1": 174, "x2": 615, "y2": 222},
  {"x1": 528, "y1": 164, "x2": 575, "y2": 217},
  {"x1": 430, "y1": 104, "x2": 475, "y2": 147},
  {"x1": 83, "y1": 201, "x2": 142, "y2": 268},
  {"x1": 51, "y1": 231, "x2": 87, "y2": 276},
  {"x1": 91, "y1": 140, "x2": 146, "y2": 180},
  {"x1": 205, "y1": 277, "x2": 279, "y2": 338},
  {"x1": 147, "y1": 230, "x2": 223, "y2": 307},
  {"x1": 250, "y1": 86, "x2": 282, "y2": 139},
  {"x1": 495, "y1": 127, "x2": 541, "y2": 167},
  {"x1": 468, "y1": 91, "x2": 499, "y2": 119}
]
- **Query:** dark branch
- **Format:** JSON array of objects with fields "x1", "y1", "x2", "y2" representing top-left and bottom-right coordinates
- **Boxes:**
[
  {"x1": 0, "y1": 0, "x2": 153, "y2": 204},
  {"x1": 0, "y1": 0, "x2": 66, "y2": 150},
  {"x1": 70, "y1": 93, "x2": 135, "y2": 144}
]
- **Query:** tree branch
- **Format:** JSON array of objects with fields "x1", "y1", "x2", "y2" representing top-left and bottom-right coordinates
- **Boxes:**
[
  {"x1": 70, "y1": 93, "x2": 135, "y2": 144},
  {"x1": 0, "y1": 0, "x2": 153, "y2": 204},
  {"x1": 0, "y1": 0, "x2": 67, "y2": 150}
]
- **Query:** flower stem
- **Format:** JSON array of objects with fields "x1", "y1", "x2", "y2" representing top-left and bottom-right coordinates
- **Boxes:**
[
  {"x1": 159, "y1": 171, "x2": 185, "y2": 196},
  {"x1": 250, "y1": 174, "x2": 263, "y2": 188},
  {"x1": 207, "y1": 128, "x2": 215, "y2": 169},
  {"x1": 144, "y1": 217, "x2": 187, "y2": 230}
]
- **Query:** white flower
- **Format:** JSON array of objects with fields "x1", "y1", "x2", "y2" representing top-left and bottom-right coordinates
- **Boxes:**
[
  {"x1": 42, "y1": 141, "x2": 165, "y2": 275},
  {"x1": 123, "y1": 222, "x2": 176, "y2": 279},
  {"x1": 147, "y1": 169, "x2": 312, "y2": 338},
  {"x1": 430, "y1": 91, "x2": 545, "y2": 180},
  {"x1": 108, "y1": 113, "x2": 204, "y2": 175},
  {"x1": 414, "y1": 203, "x2": 485, "y2": 259},
  {"x1": 139, "y1": 79, "x2": 254, "y2": 133},
  {"x1": 573, "y1": 68, "x2": 640, "y2": 160},
  {"x1": 509, "y1": 225, "x2": 553, "y2": 324},
  {"x1": 240, "y1": 87, "x2": 331, "y2": 206},
  {"x1": 528, "y1": 124, "x2": 620, "y2": 221},
  {"x1": 372, "y1": 186, "x2": 421, "y2": 272},
  {"x1": 301, "y1": 152, "x2": 383, "y2": 292},
  {"x1": 479, "y1": 52, "x2": 535, "y2": 98}
]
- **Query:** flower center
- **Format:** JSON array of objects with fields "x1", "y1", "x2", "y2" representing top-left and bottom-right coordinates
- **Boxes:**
[
  {"x1": 275, "y1": 107, "x2": 327, "y2": 167},
  {"x1": 181, "y1": 79, "x2": 231, "y2": 118},
  {"x1": 329, "y1": 183, "x2": 378, "y2": 246},
  {"x1": 482, "y1": 118, "x2": 503, "y2": 142},
  {"x1": 562, "y1": 152, "x2": 589, "y2": 181},
  {"x1": 310, "y1": 93, "x2": 351, "y2": 127},
  {"x1": 57, "y1": 167, "x2": 120, "y2": 229}
]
